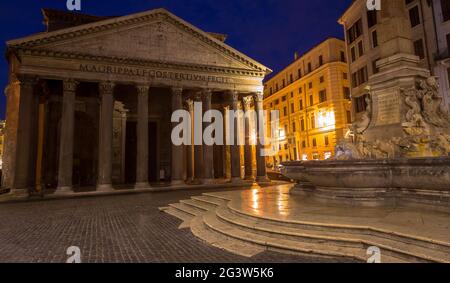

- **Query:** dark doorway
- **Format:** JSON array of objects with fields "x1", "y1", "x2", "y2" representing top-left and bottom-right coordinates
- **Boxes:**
[
  {"x1": 125, "y1": 121, "x2": 137, "y2": 184},
  {"x1": 73, "y1": 111, "x2": 97, "y2": 187},
  {"x1": 125, "y1": 121, "x2": 158, "y2": 184},
  {"x1": 149, "y1": 122, "x2": 158, "y2": 182}
]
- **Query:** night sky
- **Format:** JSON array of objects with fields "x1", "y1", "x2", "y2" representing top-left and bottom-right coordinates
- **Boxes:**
[{"x1": 0, "y1": 0, "x2": 352, "y2": 119}]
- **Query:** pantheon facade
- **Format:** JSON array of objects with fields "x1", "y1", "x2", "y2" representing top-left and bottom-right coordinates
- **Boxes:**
[{"x1": 2, "y1": 8, "x2": 271, "y2": 196}]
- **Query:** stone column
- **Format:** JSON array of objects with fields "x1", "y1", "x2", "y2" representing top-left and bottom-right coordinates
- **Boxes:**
[
  {"x1": 135, "y1": 85, "x2": 150, "y2": 189},
  {"x1": 193, "y1": 92, "x2": 204, "y2": 184},
  {"x1": 229, "y1": 91, "x2": 242, "y2": 183},
  {"x1": 56, "y1": 79, "x2": 79, "y2": 194},
  {"x1": 202, "y1": 89, "x2": 215, "y2": 184},
  {"x1": 243, "y1": 96, "x2": 254, "y2": 181},
  {"x1": 254, "y1": 92, "x2": 269, "y2": 183},
  {"x1": 97, "y1": 81, "x2": 115, "y2": 191},
  {"x1": 2, "y1": 75, "x2": 37, "y2": 195},
  {"x1": 185, "y1": 99, "x2": 194, "y2": 183},
  {"x1": 171, "y1": 87, "x2": 185, "y2": 185}
]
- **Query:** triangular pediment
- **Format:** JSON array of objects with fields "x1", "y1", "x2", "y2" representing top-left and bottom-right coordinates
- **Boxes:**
[{"x1": 8, "y1": 8, "x2": 270, "y2": 73}]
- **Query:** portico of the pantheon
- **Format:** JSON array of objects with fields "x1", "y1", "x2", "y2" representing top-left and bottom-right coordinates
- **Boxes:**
[{"x1": 2, "y1": 8, "x2": 271, "y2": 196}]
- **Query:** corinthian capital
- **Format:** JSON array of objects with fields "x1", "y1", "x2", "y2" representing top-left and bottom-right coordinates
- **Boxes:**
[
  {"x1": 136, "y1": 84, "x2": 150, "y2": 96},
  {"x1": 99, "y1": 81, "x2": 115, "y2": 95},
  {"x1": 171, "y1": 87, "x2": 183, "y2": 96},
  {"x1": 253, "y1": 92, "x2": 264, "y2": 103},
  {"x1": 63, "y1": 79, "x2": 79, "y2": 92}
]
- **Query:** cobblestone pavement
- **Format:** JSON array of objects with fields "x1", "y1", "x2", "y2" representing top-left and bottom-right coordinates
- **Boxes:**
[{"x1": 0, "y1": 189, "x2": 355, "y2": 263}]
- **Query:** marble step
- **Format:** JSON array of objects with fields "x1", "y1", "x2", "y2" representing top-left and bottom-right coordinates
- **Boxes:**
[
  {"x1": 190, "y1": 215, "x2": 265, "y2": 258},
  {"x1": 202, "y1": 211, "x2": 380, "y2": 263},
  {"x1": 163, "y1": 207, "x2": 194, "y2": 229},
  {"x1": 217, "y1": 205, "x2": 447, "y2": 263},
  {"x1": 180, "y1": 199, "x2": 217, "y2": 211},
  {"x1": 227, "y1": 204, "x2": 450, "y2": 258},
  {"x1": 168, "y1": 202, "x2": 206, "y2": 217},
  {"x1": 191, "y1": 195, "x2": 226, "y2": 207}
]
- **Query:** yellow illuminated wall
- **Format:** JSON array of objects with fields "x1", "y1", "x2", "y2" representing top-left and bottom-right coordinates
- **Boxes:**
[{"x1": 263, "y1": 38, "x2": 352, "y2": 166}]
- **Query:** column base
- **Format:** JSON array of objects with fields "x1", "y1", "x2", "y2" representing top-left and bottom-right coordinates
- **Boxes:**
[
  {"x1": 170, "y1": 180, "x2": 185, "y2": 186},
  {"x1": 96, "y1": 184, "x2": 114, "y2": 192},
  {"x1": 192, "y1": 179, "x2": 204, "y2": 185},
  {"x1": 256, "y1": 176, "x2": 271, "y2": 184},
  {"x1": 202, "y1": 179, "x2": 216, "y2": 185},
  {"x1": 8, "y1": 188, "x2": 30, "y2": 199},
  {"x1": 231, "y1": 177, "x2": 244, "y2": 184},
  {"x1": 244, "y1": 176, "x2": 256, "y2": 182},
  {"x1": 54, "y1": 186, "x2": 74, "y2": 195},
  {"x1": 134, "y1": 182, "x2": 150, "y2": 189}
]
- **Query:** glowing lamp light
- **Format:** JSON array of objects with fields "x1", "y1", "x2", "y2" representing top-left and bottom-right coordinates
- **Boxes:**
[
  {"x1": 279, "y1": 129, "x2": 286, "y2": 140},
  {"x1": 318, "y1": 111, "x2": 336, "y2": 128}
]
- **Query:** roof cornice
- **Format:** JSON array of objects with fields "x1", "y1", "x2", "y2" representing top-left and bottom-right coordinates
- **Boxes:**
[
  {"x1": 13, "y1": 47, "x2": 267, "y2": 78},
  {"x1": 7, "y1": 8, "x2": 272, "y2": 74}
]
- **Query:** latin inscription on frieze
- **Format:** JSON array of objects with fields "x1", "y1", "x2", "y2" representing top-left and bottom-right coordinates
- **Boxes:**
[
  {"x1": 375, "y1": 91, "x2": 400, "y2": 126},
  {"x1": 79, "y1": 64, "x2": 233, "y2": 84}
]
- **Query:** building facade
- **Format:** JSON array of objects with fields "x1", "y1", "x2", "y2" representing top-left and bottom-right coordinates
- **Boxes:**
[
  {"x1": 339, "y1": 0, "x2": 450, "y2": 120},
  {"x1": 263, "y1": 38, "x2": 352, "y2": 165},
  {"x1": 2, "y1": 8, "x2": 271, "y2": 196},
  {"x1": 0, "y1": 120, "x2": 5, "y2": 170}
]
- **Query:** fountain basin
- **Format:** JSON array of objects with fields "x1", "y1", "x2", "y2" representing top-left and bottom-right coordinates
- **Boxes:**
[{"x1": 281, "y1": 158, "x2": 450, "y2": 211}]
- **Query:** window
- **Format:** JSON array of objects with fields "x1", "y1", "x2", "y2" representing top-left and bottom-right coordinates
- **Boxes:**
[
  {"x1": 309, "y1": 95, "x2": 314, "y2": 106},
  {"x1": 308, "y1": 63, "x2": 312, "y2": 73},
  {"x1": 309, "y1": 82, "x2": 313, "y2": 89},
  {"x1": 443, "y1": 0, "x2": 450, "y2": 22},
  {"x1": 358, "y1": 41, "x2": 364, "y2": 57},
  {"x1": 367, "y1": 10, "x2": 377, "y2": 28},
  {"x1": 290, "y1": 92, "x2": 294, "y2": 98},
  {"x1": 347, "y1": 18, "x2": 362, "y2": 44},
  {"x1": 372, "y1": 30, "x2": 378, "y2": 48},
  {"x1": 343, "y1": 87, "x2": 351, "y2": 100},
  {"x1": 320, "y1": 76, "x2": 325, "y2": 83},
  {"x1": 291, "y1": 103, "x2": 295, "y2": 113},
  {"x1": 447, "y1": 34, "x2": 450, "y2": 52},
  {"x1": 274, "y1": 99, "x2": 279, "y2": 105},
  {"x1": 409, "y1": 6, "x2": 421, "y2": 27},
  {"x1": 284, "y1": 144, "x2": 288, "y2": 150},
  {"x1": 311, "y1": 115, "x2": 315, "y2": 129},
  {"x1": 269, "y1": 87, "x2": 273, "y2": 95},
  {"x1": 351, "y1": 46, "x2": 356, "y2": 62},
  {"x1": 324, "y1": 136, "x2": 329, "y2": 146},
  {"x1": 289, "y1": 74, "x2": 293, "y2": 83},
  {"x1": 282, "y1": 95, "x2": 287, "y2": 102},
  {"x1": 351, "y1": 66, "x2": 368, "y2": 88},
  {"x1": 372, "y1": 59, "x2": 380, "y2": 74},
  {"x1": 298, "y1": 69, "x2": 302, "y2": 79},
  {"x1": 414, "y1": 39, "x2": 425, "y2": 59},
  {"x1": 343, "y1": 72, "x2": 348, "y2": 80},
  {"x1": 299, "y1": 99, "x2": 303, "y2": 110},
  {"x1": 282, "y1": 79, "x2": 286, "y2": 88},
  {"x1": 319, "y1": 90, "x2": 327, "y2": 103},
  {"x1": 300, "y1": 119, "x2": 305, "y2": 131},
  {"x1": 299, "y1": 87, "x2": 303, "y2": 94},
  {"x1": 302, "y1": 141, "x2": 306, "y2": 148},
  {"x1": 312, "y1": 138, "x2": 317, "y2": 147},
  {"x1": 283, "y1": 107, "x2": 287, "y2": 116},
  {"x1": 319, "y1": 55, "x2": 323, "y2": 66},
  {"x1": 340, "y1": 51, "x2": 346, "y2": 63},
  {"x1": 292, "y1": 122, "x2": 296, "y2": 132}
]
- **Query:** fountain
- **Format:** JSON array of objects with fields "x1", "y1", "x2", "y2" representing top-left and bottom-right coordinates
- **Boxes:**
[{"x1": 281, "y1": 0, "x2": 450, "y2": 211}]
